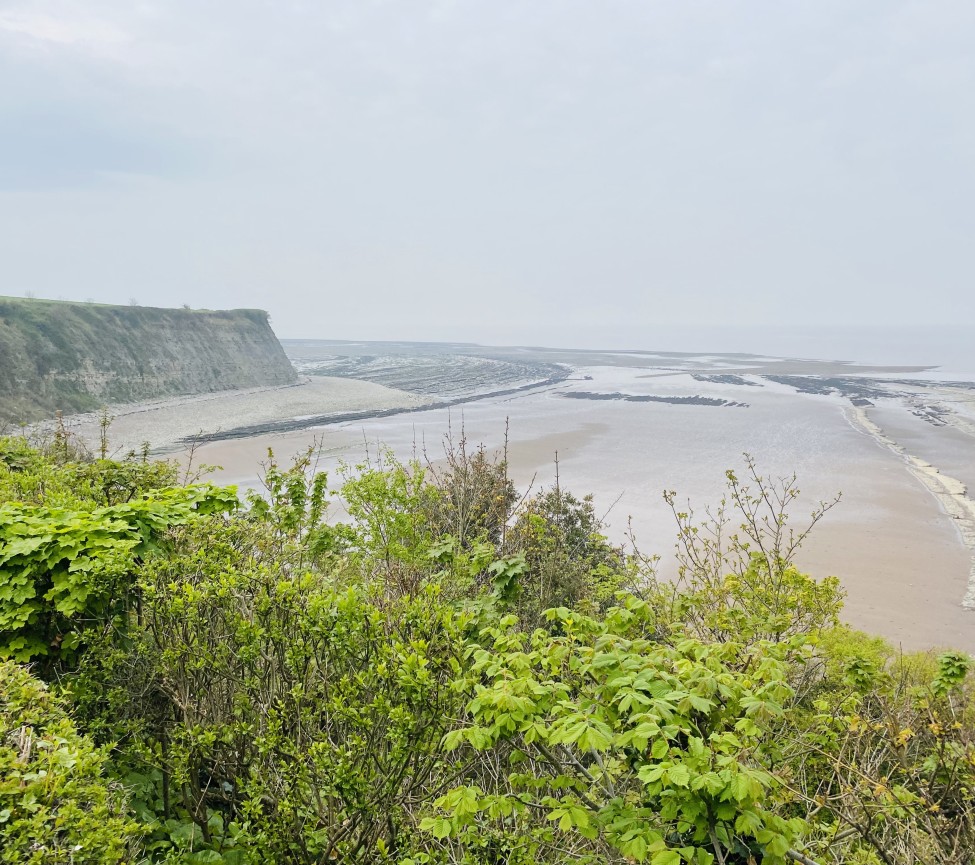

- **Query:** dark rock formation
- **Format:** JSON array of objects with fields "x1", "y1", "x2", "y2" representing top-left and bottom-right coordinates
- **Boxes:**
[{"x1": 560, "y1": 391, "x2": 747, "y2": 407}]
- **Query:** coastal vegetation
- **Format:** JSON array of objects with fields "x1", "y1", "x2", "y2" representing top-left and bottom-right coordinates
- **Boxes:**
[{"x1": 0, "y1": 430, "x2": 973, "y2": 864}]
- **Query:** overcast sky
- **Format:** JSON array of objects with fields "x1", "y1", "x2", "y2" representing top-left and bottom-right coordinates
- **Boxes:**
[{"x1": 1, "y1": 1, "x2": 973, "y2": 345}]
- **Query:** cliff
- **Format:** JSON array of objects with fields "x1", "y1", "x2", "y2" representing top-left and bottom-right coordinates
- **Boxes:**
[{"x1": 0, "y1": 298, "x2": 298, "y2": 424}]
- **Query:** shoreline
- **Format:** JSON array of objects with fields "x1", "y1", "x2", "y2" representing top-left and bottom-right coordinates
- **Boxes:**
[
  {"x1": 16, "y1": 343, "x2": 974, "y2": 653},
  {"x1": 846, "y1": 404, "x2": 975, "y2": 610},
  {"x1": 177, "y1": 368, "x2": 572, "y2": 446},
  {"x1": 35, "y1": 377, "x2": 432, "y2": 456}
]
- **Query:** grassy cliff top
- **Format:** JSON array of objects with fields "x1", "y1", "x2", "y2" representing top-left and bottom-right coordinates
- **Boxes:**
[{"x1": 0, "y1": 295, "x2": 272, "y2": 318}]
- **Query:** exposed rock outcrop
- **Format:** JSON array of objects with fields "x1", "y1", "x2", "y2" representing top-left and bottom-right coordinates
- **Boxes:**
[{"x1": 0, "y1": 298, "x2": 297, "y2": 424}]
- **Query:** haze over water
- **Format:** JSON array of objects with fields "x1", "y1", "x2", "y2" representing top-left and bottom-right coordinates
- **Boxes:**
[{"x1": 517, "y1": 326, "x2": 975, "y2": 377}]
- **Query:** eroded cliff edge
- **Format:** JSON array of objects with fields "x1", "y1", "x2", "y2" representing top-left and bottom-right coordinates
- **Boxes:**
[{"x1": 0, "y1": 297, "x2": 298, "y2": 424}]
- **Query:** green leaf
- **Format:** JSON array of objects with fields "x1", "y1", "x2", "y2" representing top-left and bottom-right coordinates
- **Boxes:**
[
  {"x1": 186, "y1": 852, "x2": 224, "y2": 865},
  {"x1": 618, "y1": 834, "x2": 648, "y2": 861},
  {"x1": 666, "y1": 763, "x2": 691, "y2": 787},
  {"x1": 735, "y1": 810, "x2": 763, "y2": 835},
  {"x1": 763, "y1": 833, "x2": 790, "y2": 857},
  {"x1": 169, "y1": 820, "x2": 201, "y2": 848},
  {"x1": 442, "y1": 729, "x2": 465, "y2": 750},
  {"x1": 419, "y1": 817, "x2": 453, "y2": 839}
]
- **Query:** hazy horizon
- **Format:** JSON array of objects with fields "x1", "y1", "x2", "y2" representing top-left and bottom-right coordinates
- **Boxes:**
[
  {"x1": 2, "y1": 2, "x2": 973, "y2": 344},
  {"x1": 282, "y1": 324, "x2": 973, "y2": 370},
  {"x1": 6, "y1": 290, "x2": 975, "y2": 372}
]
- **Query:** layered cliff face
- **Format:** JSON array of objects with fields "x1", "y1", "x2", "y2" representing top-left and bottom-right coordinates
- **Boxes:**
[{"x1": 0, "y1": 298, "x2": 298, "y2": 424}]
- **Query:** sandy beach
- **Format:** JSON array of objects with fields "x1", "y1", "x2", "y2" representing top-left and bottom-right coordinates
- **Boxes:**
[
  {"x1": 38, "y1": 343, "x2": 975, "y2": 654},
  {"x1": 848, "y1": 406, "x2": 975, "y2": 611},
  {"x1": 174, "y1": 359, "x2": 975, "y2": 654}
]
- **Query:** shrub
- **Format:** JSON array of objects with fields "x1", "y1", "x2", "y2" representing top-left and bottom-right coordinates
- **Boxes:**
[
  {"x1": 781, "y1": 641, "x2": 975, "y2": 864},
  {"x1": 658, "y1": 457, "x2": 844, "y2": 644},
  {"x1": 0, "y1": 484, "x2": 237, "y2": 664},
  {"x1": 422, "y1": 600, "x2": 808, "y2": 864},
  {"x1": 0, "y1": 660, "x2": 140, "y2": 864},
  {"x1": 76, "y1": 511, "x2": 472, "y2": 863},
  {"x1": 421, "y1": 434, "x2": 518, "y2": 548},
  {"x1": 0, "y1": 428, "x2": 179, "y2": 510},
  {"x1": 504, "y1": 486, "x2": 627, "y2": 626}
]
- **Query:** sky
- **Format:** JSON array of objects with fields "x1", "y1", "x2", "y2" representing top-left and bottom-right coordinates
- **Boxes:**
[{"x1": 1, "y1": 1, "x2": 973, "y2": 347}]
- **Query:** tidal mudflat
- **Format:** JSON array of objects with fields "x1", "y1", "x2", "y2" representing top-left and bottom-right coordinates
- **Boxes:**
[{"x1": 150, "y1": 341, "x2": 975, "y2": 652}]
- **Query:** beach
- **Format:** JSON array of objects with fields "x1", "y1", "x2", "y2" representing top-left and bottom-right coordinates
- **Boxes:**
[
  {"x1": 41, "y1": 376, "x2": 432, "y2": 456},
  {"x1": 55, "y1": 342, "x2": 975, "y2": 653}
]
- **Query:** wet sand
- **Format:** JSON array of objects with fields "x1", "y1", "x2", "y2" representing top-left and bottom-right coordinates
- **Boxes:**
[
  {"x1": 869, "y1": 396, "x2": 975, "y2": 493},
  {"x1": 188, "y1": 367, "x2": 975, "y2": 653},
  {"x1": 848, "y1": 405, "x2": 975, "y2": 612},
  {"x1": 40, "y1": 337, "x2": 972, "y2": 654}
]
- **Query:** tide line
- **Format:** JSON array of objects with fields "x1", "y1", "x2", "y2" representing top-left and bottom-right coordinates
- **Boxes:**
[{"x1": 846, "y1": 405, "x2": 975, "y2": 611}]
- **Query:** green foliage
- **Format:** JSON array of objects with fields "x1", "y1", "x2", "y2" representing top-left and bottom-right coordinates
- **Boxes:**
[
  {"x1": 505, "y1": 486, "x2": 628, "y2": 627},
  {"x1": 0, "y1": 660, "x2": 140, "y2": 864},
  {"x1": 84, "y1": 515, "x2": 470, "y2": 863},
  {"x1": 243, "y1": 445, "x2": 342, "y2": 568},
  {"x1": 0, "y1": 484, "x2": 237, "y2": 662},
  {"x1": 814, "y1": 625, "x2": 892, "y2": 693},
  {"x1": 933, "y1": 650, "x2": 970, "y2": 697},
  {"x1": 1, "y1": 438, "x2": 972, "y2": 865},
  {"x1": 659, "y1": 458, "x2": 844, "y2": 644},
  {"x1": 340, "y1": 450, "x2": 440, "y2": 577},
  {"x1": 666, "y1": 552, "x2": 844, "y2": 646},
  {"x1": 779, "y1": 639, "x2": 975, "y2": 864},
  {"x1": 424, "y1": 600, "x2": 807, "y2": 863},
  {"x1": 421, "y1": 435, "x2": 518, "y2": 548},
  {"x1": 0, "y1": 431, "x2": 180, "y2": 508}
]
